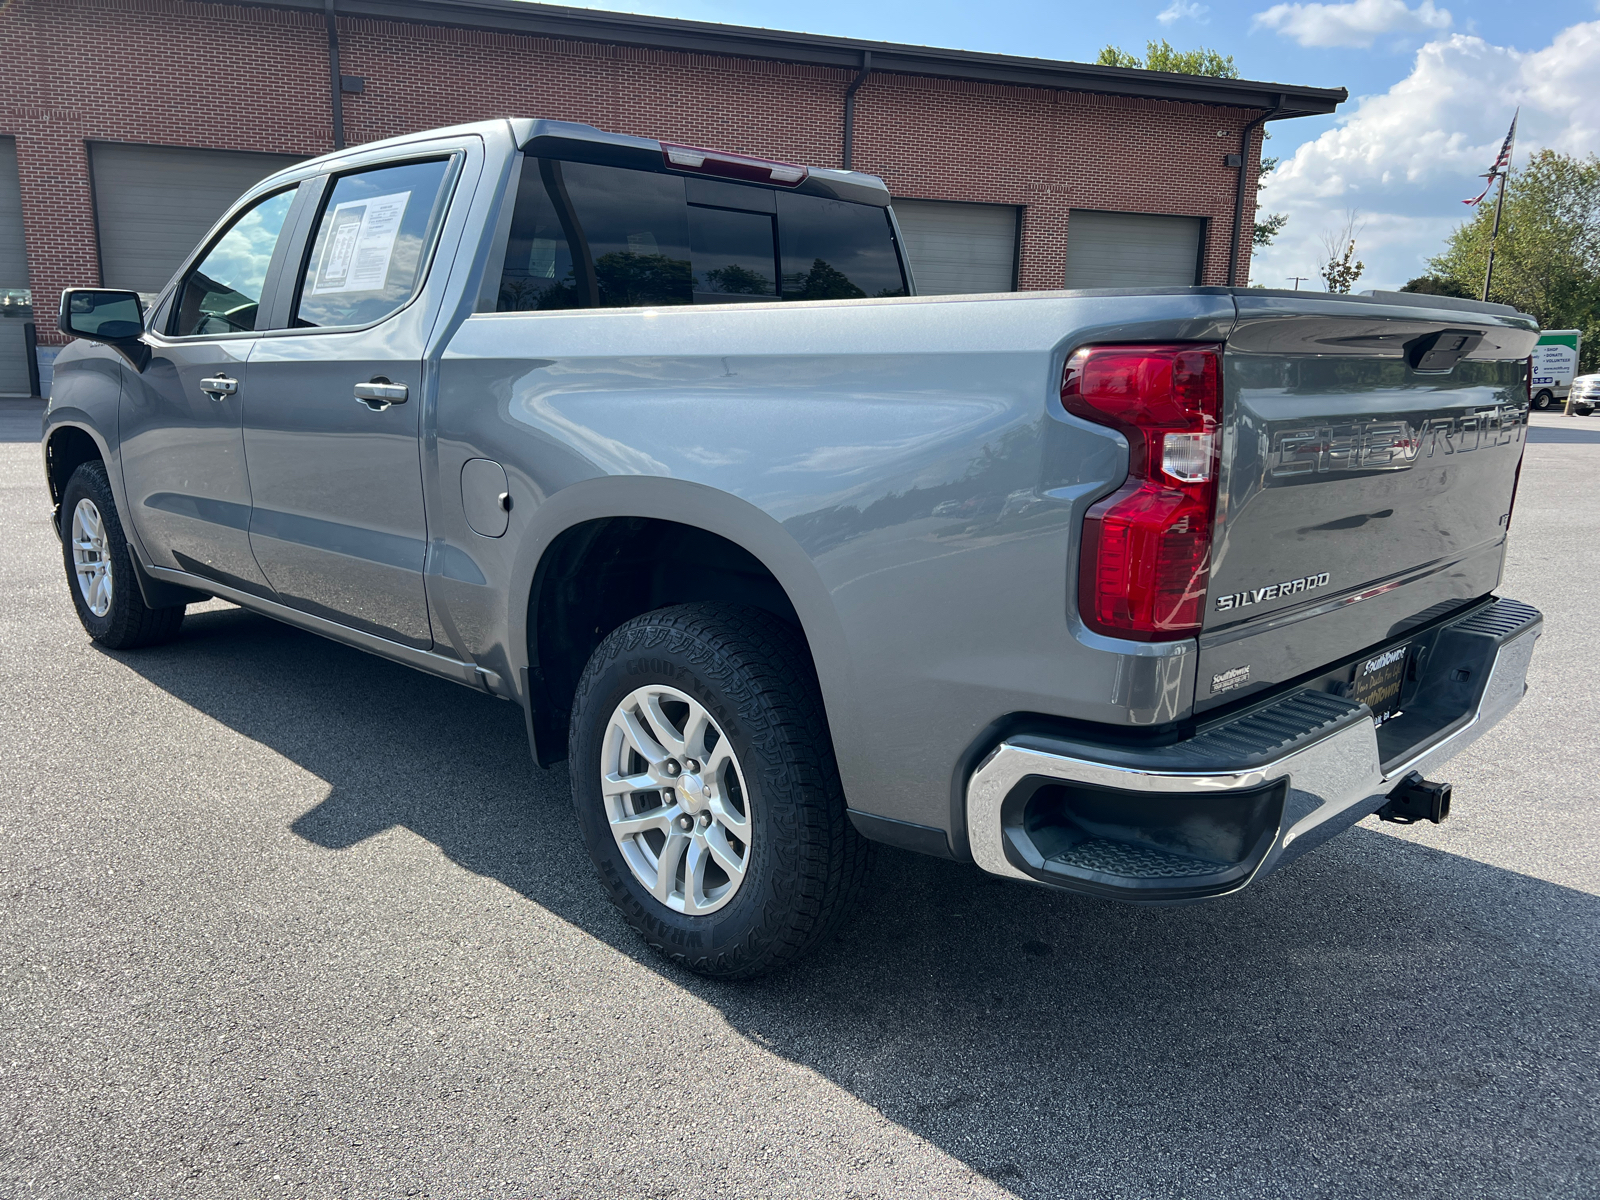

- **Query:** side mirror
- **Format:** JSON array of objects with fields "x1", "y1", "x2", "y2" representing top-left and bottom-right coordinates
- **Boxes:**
[{"x1": 59, "y1": 288, "x2": 150, "y2": 369}]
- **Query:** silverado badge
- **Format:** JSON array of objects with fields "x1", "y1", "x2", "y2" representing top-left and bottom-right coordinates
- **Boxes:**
[{"x1": 1215, "y1": 572, "x2": 1330, "y2": 612}]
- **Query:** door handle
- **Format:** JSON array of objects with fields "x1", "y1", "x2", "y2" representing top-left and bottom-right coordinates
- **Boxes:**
[
  {"x1": 354, "y1": 378, "x2": 408, "y2": 410},
  {"x1": 199, "y1": 374, "x2": 238, "y2": 401}
]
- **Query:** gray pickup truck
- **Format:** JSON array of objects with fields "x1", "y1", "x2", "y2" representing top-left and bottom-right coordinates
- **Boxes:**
[{"x1": 45, "y1": 118, "x2": 1542, "y2": 978}]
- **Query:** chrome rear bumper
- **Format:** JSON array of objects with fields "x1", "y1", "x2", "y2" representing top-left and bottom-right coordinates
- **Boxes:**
[{"x1": 965, "y1": 597, "x2": 1541, "y2": 902}]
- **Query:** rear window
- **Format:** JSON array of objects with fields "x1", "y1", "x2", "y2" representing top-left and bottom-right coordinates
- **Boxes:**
[{"x1": 497, "y1": 158, "x2": 905, "y2": 312}]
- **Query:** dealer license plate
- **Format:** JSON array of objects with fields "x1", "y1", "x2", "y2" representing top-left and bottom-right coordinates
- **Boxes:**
[{"x1": 1350, "y1": 641, "x2": 1410, "y2": 725}]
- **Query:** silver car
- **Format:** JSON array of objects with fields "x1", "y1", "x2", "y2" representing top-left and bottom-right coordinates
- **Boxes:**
[{"x1": 1569, "y1": 373, "x2": 1599, "y2": 415}]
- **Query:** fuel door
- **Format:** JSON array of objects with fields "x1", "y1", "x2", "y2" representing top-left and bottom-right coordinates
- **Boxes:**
[{"x1": 461, "y1": 457, "x2": 510, "y2": 537}]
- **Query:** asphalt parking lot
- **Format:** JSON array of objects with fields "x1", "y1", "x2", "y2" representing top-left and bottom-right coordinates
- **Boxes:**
[{"x1": 2, "y1": 400, "x2": 1597, "y2": 1199}]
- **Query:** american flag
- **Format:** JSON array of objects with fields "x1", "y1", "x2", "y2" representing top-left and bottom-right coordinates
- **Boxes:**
[{"x1": 1464, "y1": 110, "x2": 1518, "y2": 206}]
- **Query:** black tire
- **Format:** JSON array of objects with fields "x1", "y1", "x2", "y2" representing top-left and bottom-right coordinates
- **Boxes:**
[
  {"x1": 58, "y1": 461, "x2": 186, "y2": 649},
  {"x1": 1533, "y1": 390, "x2": 1554, "y2": 409},
  {"x1": 569, "y1": 603, "x2": 873, "y2": 979}
]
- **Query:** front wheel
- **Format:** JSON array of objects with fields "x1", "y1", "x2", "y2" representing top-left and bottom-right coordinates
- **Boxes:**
[
  {"x1": 568, "y1": 603, "x2": 872, "y2": 978},
  {"x1": 58, "y1": 461, "x2": 186, "y2": 649}
]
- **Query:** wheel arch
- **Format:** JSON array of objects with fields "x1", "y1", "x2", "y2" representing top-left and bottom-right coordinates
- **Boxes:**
[
  {"x1": 512, "y1": 477, "x2": 855, "y2": 771},
  {"x1": 43, "y1": 416, "x2": 207, "y2": 609},
  {"x1": 43, "y1": 421, "x2": 108, "y2": 514}
]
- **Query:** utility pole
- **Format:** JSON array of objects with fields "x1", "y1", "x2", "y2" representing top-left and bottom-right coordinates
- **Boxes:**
[{"x1": 1286, "y1": 275, "x2": 1308, "y2": 290}]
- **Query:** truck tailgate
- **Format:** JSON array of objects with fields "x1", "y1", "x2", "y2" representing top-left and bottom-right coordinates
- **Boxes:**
[{"x1": 1197, "y1": 293, "x2": 1538, "y2": 711}]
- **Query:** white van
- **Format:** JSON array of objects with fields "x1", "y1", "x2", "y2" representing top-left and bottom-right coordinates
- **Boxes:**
[{"x1": 1531, "y1": 329, "x2": 1582, "y2": 409}]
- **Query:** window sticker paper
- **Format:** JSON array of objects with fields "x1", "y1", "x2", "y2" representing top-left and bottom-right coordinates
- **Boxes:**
[{"x1": 312, "y1": 190, "x2": 412, "y2": 294}]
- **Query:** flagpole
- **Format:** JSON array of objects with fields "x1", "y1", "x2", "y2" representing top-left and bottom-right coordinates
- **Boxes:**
[
  {"x1": 1482, "y1": 169, "x2": 1508, "y2": 303},
  {"x1": 1481, "y1": 114, "x2": 1517, "y2": 303}
]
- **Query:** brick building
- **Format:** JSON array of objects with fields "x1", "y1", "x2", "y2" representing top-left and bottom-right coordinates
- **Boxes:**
[{"x1": 0, "y1": 0, "x2": 1343, "y2": 395}]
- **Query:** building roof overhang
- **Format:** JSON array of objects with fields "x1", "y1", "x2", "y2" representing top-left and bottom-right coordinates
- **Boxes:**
[{"x1": 256, "y1": 0, "x2": 1347, "y2": 119}]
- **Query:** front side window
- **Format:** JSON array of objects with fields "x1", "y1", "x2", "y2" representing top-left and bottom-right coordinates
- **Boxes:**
[
  {"x1": 171, "y1": 187, "x2": 297, "y2": 337},
  {"x1": 497, "y1": 158, "x2": 906, "y2": 311},
  {"x1": 294, "y1": 157, "x2": 453, "y2": 329}
]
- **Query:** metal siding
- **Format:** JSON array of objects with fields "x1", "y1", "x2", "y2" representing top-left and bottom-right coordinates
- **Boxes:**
[
  {"x1": 89, "y1": 143, "x2": 304, "y2": 294},
  {"x1": 892, "y1": 198, "x2": 1018, "y2": 295},
  {"x1": 1063, "y1": 210, "x2": 1204, "y2": 289},
  {"x1": 0, "y1": 138, "x2": 30, "y2": 394}
]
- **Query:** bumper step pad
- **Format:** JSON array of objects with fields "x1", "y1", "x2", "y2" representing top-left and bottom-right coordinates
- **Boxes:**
[{"x1": 1047, "y1": 837, "x2": 1233, "y2": 880}]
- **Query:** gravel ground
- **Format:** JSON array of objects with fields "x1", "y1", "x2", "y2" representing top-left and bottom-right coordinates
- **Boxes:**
[{"x1": 2, "y1": 401, "x2": 1596, "y2": 1199}]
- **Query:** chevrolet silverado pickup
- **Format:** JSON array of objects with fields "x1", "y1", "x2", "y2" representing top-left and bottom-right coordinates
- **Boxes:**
[{"x1": 44, "y1": 118, "x2": 1543, "y2": 977}]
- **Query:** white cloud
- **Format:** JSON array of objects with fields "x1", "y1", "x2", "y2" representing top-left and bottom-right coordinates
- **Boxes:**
[
  {"x1": 1157, "y1": 0, "x2": 1209, "y2": 24},
  {"x1": 1250, "y1": 21, "x2": 1600, "y2": 290},
  {"x1": 1253, "y1": 0, "x2": 1451, "y2": 49}
]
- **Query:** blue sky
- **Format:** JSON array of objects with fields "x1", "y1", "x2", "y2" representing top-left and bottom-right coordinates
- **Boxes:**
[{"x1": 559, "y1": 0, "x2": 1600, "y2": 289}]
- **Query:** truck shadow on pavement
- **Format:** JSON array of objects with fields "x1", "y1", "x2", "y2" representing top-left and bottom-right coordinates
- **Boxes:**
[{"x1": 116, "y1": 604, "x2": 1600, "y2": 1200}]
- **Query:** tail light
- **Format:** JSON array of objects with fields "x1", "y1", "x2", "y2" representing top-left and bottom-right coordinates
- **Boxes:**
[
  {"x1": 1062, "y1": 343, "x2": 1223, "y2": 641},
  {"x1": 661, "y1": 142, "x2": 808, "y2": 187}
]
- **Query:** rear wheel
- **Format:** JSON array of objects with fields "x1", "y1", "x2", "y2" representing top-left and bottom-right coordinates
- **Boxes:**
[
  {"x1": 569, "y1": 603, "x2": 872, "y2": 978},
  {"x1": 59, "y1": 461, "x2": 186, "y2": 649},
  {"x1": 1533, "y1": 389, "x2": 1555, "y2": 409}
]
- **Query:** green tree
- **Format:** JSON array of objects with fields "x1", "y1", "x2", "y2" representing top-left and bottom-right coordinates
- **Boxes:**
[
  {"x1": 1319, "y1": 212, "x2": 1365, "y2": 293},
  {"x1": 593, "y1": 251, "x2": 693, "y2": 307},
  {"x1": 1254, "y1": 212, "x2": 1288, "y2": 248},
  {"x1": 1254, "y1": 130, "x2": 1287, "y2": 247},
  {"x1": 1321, "y1": 241, "x2": 1364, "y2": 293},
  {"x1": 1400, "y1": 275, "x2": 1470, "y2": 298},
  {"x1": 700, "y1": 263, "x2": 774, "y2": 295},
  {"x1": 782, "y1": 258, "x2": 866, "y2": 301},
  {"x1": 1427, "y1": 149, "x2": 1600, "y2": 371},
  {"x1": 1095, "y1": 39, "x2": 1239, "y2": 79}
]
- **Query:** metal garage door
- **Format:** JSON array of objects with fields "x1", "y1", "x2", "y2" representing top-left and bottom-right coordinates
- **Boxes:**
[
  {"x1": 0, "y1": 137, "x2": 31, "y2": 396},
  {"x1": 1063, "y1": 210, "x2": 1203, "y2": 289},
  {"x1": 892, "y1": 199, "x2": 1018, "y2": 295},
  {"x1": 89, "y1": 143, "x2": 304, "y2": 294}
]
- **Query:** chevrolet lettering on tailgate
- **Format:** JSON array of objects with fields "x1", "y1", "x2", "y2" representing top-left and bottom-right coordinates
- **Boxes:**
[{"x1": 1268, "y1": 404, "x2": 1525, "y2": 478}]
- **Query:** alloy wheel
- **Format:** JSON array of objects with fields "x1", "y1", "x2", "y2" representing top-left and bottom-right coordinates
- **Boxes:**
[
  {"x1": 71, "y1": 498, "x2": 113, "y2": 617},
  {"x1": 600, "y1": 685, "x2": 752, "y2": 915}
]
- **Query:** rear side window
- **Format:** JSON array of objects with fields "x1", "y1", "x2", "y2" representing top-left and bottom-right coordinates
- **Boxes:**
[
  {"x1": 294, "y1": 157, "x2": 453, "y2": 329},
  {"x1": 497, "y1": 158, "x2": 905, "y2": 311},
  {"x1": 563, "y1": 162, "x2": 692, "y2": 307},
  {"x1": 498, "y1": 160, "x2": 583, "y2": 311},
  {"x1": 777, "y1": 193, "x2": 907, "y2": 301}
]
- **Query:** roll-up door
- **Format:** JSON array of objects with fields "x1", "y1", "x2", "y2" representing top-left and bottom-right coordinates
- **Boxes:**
[
  {"x1": 892, "y1": 198, "x2": 1018, "y2": 295},
  {"x1": 0, "y1": 137, "x2": 31, "y2": 396},
  {"x1": 1063, "y1": 210, "x2": 1203, "y2": 289},
  {"x1": 89, "y1": 143, "x2": 304, "y2": 295}
]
